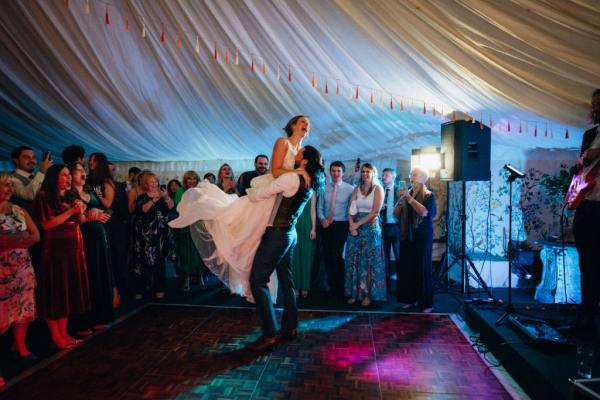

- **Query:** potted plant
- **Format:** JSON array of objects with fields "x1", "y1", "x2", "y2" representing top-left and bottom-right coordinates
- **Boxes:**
[{"x1": 538, "y1": 164, "x2": 574, "y2": 241}]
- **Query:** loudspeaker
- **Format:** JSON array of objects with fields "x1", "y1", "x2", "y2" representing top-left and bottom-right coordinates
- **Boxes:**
[{"x1": 440, "y1": 120, "x2": 491, "y2": 181}]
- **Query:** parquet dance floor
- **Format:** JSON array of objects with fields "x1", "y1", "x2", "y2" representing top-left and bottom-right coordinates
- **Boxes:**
[{"x1": 3, "y1": 305, "x2": 512, "y2": 399}]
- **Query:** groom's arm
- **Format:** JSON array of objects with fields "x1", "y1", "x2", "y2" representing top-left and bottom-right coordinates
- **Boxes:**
[{"x1": 248, "y1": 173, "x2": 299, "y2": 202}]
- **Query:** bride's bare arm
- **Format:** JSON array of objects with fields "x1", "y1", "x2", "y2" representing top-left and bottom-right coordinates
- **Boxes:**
[{"x1": 270, "y1": 138, "x2": 295, "y2": 178}]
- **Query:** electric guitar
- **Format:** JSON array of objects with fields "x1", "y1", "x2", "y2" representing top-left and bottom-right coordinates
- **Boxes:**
[{"x1": 565, "y1": 155, "x2": 600, "y2": 210}]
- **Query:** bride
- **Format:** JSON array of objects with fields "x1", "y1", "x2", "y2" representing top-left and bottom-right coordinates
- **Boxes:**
[{"x1": 169, "y1": 115, "x2": 311, "y2": 302}]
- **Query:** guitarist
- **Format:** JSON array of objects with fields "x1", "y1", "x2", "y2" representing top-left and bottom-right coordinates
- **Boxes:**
[{"x1": 564, "y1": 89, "x2": 600, "y2": 339}]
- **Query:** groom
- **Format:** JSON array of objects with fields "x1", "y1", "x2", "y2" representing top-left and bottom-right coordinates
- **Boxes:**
[{"x1": 246, "y1": 145, "x2": 325, "y2": 351}]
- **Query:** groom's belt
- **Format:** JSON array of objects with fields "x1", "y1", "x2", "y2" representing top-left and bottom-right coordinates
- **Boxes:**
[{"x1": 267, "y1": 226, "x2": 294, "y2": 232}]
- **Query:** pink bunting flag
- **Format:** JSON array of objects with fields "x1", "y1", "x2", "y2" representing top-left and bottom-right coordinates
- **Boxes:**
[
  {"x1": 355, "y1": 86, "x2": 359, "y2": 99},
  {"x1": 161, "y1": 28, "x2": 165, "y2": 43},
  {"x1": 213, "y1": 44, "x2": 217, "y2": 60},
  {"x1": 251, "y1": 57, "x2": 255, "y2": 73},
  {"x1": 423, "y1": 102, "x2": 426, "y2": 114},
  {"x1": 390, "y1": 97, "x2": 393, "y2": 110},
  {"x1": 105, "y1": 8, "x2": 110, "y2": 25}
]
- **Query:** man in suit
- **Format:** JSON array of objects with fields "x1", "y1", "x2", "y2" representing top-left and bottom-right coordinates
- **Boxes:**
[
  {"x1": 317, "y1": 161, "x2": 354, "y2": 297},
  {"x1": 10, "y1": 146, "x2": 53, "y2": 213},
  {"x1": 246, "y1": 146, "x2": 325, "y2": 351},
  {"x1": 380, "y1": 168, "x2": 402, "y2": 294},
  {"x1": 564, "y1": 88, "x2": 600, "y2": 338},
  {"x1": 237, "y1": 154, "x2": 269, "y2": 196}
]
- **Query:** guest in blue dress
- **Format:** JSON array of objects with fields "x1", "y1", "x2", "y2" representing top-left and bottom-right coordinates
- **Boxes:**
[{"x1": 344, "y1": 163, "x2": 386, "y2": 306}]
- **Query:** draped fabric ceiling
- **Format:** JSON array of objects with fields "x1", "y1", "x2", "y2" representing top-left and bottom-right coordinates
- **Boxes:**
[{"x1": 1, "y1": 0, "x2": 599, "y2": 165}]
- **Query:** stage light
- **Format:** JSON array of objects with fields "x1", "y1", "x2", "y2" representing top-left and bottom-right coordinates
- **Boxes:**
[{"x1": 411, "y1": 146, "x2": 441, "y2": 175}]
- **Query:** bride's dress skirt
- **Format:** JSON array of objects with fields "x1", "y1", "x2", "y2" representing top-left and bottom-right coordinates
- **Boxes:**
[{"x1": 169, "y1": 175, "x2": 277, "y2": 302}]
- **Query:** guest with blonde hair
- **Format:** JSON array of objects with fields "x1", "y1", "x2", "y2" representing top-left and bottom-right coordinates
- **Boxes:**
[
  {"x1": 217, "y1": 164, "x2": 240, "y2": 195},
  {"x1": 0, "y1": 172, "x2": 39, "y2": 360},
  {"x1": 394, "y1": 166, "x2": 436, "y2": 312}
]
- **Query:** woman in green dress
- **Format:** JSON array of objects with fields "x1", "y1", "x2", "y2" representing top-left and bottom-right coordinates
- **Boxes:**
[
  {"x1": 174, "y1": 171, "x2": 207, "y2": 291},
  {"x1": 291, "y1": 192, "x2": 317, "y2": 298}
]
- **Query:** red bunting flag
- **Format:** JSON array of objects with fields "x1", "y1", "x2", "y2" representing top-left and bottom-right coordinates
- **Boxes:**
[
  {"x1": 325, "y1": 81, "x2": 329, "y2": 94},
  {"x1": 288, "y1": 65, "x2": 292, "y2": 81},
  {"x1": 251, "y1": 57, "x2": 255, "y2": 73},
  {"x1": 177, "y1": 31, "x2": 181, "y2": 49},
  {"x1": 370, "y1": 91, "x2": 374, "y2": 104},
  {"x1": 565, "y1": 128, "x2": 569, "y2": 139},
  {"x1": 125, "y1": 17, "x2": 129, "y2": 31},
  {"x1": 262, "y1": 62, "x2": 266, "y2": 76},
  {"x1": 161, "y1": 27, "x2": 165, "y2": 43},
  {"x1": 355, "y1": 86, "x2": 359, "y2": 99},
  {"x1": 452, "y1": 111, "x2": 456, "y2": 122},
  {"x1": 465, "y1": 113, "x2": 470, "y2": 122},
  {"x1": 423, "y1": 102, "x2": 426, "y2": 114},
  {"x1": 64, "y1": 0, "x2": 69, "y2": 8},
  {"x1": 213, "y1": 44, "x2": 217, "y2": 60},
  {"x1": 390, "y1": 96, "x2": 393, "y2": 110},
  {"x1": 105, "y1": 8, "x2": 110, "y2": 25},
  {"x1": 489, "y1": 115, "x2": 493, "y2": 127},
  {"x1": 312, "y1": 73, "x2": 316, "y2": 88},
  {"x1": 225, "y1": 48, "x2": 229, "y2": 64},
  {"x1": 336, "y1": 81, "x2": 340, "y2": 95}
]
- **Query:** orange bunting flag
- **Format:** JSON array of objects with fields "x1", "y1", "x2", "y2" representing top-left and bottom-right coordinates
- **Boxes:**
[
  {"x1": 64, "y1": 0, "x2": 69, "y2": 8},
  {"x1": 262, "y1": 62, "x2": 266, "y2": 76},
  {"x1": 452, "y1": 111, "x2": 456, "y2": 121},
  {"x1": 125, "y1": 17, "x2": 129, "y2": 31},
  {"x1": 105, "y1": 8, "x2": 110, "y2": 25},
  {"x1": 225, "y1": 48, "x2": 229, "y2": 64},
  {"x1": 251, "y1": 57, "x2": 255, "y2": 73},
  {"x1": 480, "y1": 120, "x2": 483, "y2": 130},
  {"x1": 161, "y1": 28, "x2": 165, "y2": 43},
  {"x1": 213, "y1": 44, "x2": 217, "y2": 60},
  {"x1": 312, "y1": 74, "x2": 316, "y2": 88},
  {"x1": 325, "y1": 81, "x2": 329, "y2": 94},
  {"x1": 177, "y1": 31, "x2": 181, "y2": 49},
  {"x1": 336, "y1": 81, "x2": 340, "y2": 96},
  {"x1": 400, "y1": 99, "x2": 404, "y2": 111},
  {"x1": 565, "y1": 128, "x2": 569, "y2": 139},
  {"x1": 390, "y1": 97, "x2": 393, "y2": 110},
  {"x1": 370, "y1": 91, "x2": 374, "y2": 104},
  {"x1": 508, "y1": 121, "x2": 511, "y2": 132},
  {"x1": 423, "y1": 102, "x2": 426, "y2": 114},
  {"x1": 489, "y1": 115, "x2": 493, "y2": 127},
  {"x1": 355, "y1": 86, "x2": 359, "y2": 99},
  {"x1": 288, "y1": 65, "x2": 292, "y2": 81},
  {"x1": 465, "y1": 113, "x2": 470, "y2": 122},
  {"x1": 142, "y1": 22, "x2": 146, "y2": 38}
]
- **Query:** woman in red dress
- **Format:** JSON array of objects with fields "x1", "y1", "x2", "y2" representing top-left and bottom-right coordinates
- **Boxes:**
[{"x1": 34, "y1": 164, "x2": 90, "y2": 349}]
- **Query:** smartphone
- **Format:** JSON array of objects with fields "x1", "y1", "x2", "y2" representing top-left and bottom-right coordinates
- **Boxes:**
[
  {"x1": 42, "y1": 150, "x2": 51, "y2": 161},
  {"x1": 159, "y1": 184, "x2": 167, "y2": 191},
  {"x1": 397, "y1": 180, "x2": 407, "y2": 191}
]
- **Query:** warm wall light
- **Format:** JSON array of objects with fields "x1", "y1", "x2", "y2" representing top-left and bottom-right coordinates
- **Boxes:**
[{"x1": 411, "y1": 146, "x2": 441, "y2": 175}]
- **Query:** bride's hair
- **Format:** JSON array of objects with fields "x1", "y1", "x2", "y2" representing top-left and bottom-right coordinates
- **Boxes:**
[
  {"x1": 302, "y1": 145, "x2": 325, "y2": 194},
  {"x1": 283, "y1": 115, "x2": 307, "y2": 137}
]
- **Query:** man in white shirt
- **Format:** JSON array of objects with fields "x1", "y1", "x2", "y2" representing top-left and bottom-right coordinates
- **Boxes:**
[
  {"x1": 11, "y1": 146, "x2": 53, "y2": 212},
  {"x1": 317, "y1": 161, "x2": 354, "y2": 297},
  {"x1": 246, "y1": 146, "x2": 325, "y2": 351}
]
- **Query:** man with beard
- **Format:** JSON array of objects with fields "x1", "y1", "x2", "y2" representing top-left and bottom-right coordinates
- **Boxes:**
[
  {"x1": 237, "y1": 154, "x2": 269, "y2": 196},
  {"x1": 11, "y1": 146, "x2": 53, "y2": 213}
]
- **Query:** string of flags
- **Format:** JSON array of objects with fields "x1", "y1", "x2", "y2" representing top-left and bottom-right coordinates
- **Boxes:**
[{"x1": 64, "y1": 0, "x2": 570, "y2": 139}]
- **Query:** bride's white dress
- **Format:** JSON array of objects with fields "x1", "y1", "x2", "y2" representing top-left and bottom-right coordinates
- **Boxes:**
[{"x1": 169, "y1": 139, "x2": 298, "y2": 302}]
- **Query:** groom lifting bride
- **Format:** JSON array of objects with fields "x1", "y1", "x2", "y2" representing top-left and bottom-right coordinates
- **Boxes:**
[{"x1": 246, "y1": 145, "x2": 325, "y2": 351}]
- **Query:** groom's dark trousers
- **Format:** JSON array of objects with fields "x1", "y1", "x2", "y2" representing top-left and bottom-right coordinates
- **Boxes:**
[{"x1": 250, "y1": 227, "x2": 298, "y2": 337}]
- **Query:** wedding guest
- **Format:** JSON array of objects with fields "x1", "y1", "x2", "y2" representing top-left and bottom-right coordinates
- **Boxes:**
[
  {"x1": 291, "y1": 192, "x2": 317, "y2": 298},
  {"x1": 203, "y1": 173, "x2": 216, "y2": 184},
  {"x1": 394, "y1": 167, "x2": 436, "y2": 312},
  {"x1": 61, "y1": 145, "x2": 86, "y2": 166},
  {"x1": 10, "y1": 146, "x2": 53, "y2": 213},
  {"x1": 34, "y1": 164, "x2": 90, "y2": 349},
  {"x1": 344, "y1": 163, "x2": 386, "y2": 306},
  {"x1": 237, "y1": 154, "x2": 269, "y2": 196},
  {"x1": 217, "y1": 164, "x2": 240, "y2": 195},
  {"x1": 130, "y1": 171, "x2": 174, "y2": 299},
  {"x1": 70, "y1": 163, "x2": 117, "y2": 331},
  {"x1": 380, "y1": 168, "x2": 402, "y2": 291},
  {"x1": 0, "y1": 172, "x2": 39, "y2": 360},
  {"x1": 127, "y1": 169, "x2": 143, "y2": 214},
  {"x1": 87, "y1": 152, "x2": 115, "y2": 211},
  {"x1": 317, "y1": 161, "x2": 354, "y2": 296},
  {"x1": 167, "y1": 179, "x2": 182, "y2": 200}
]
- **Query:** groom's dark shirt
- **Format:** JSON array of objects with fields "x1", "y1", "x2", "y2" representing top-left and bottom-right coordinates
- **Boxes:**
[{"x1": 248, "y1": 173, "x2": 311, "y2": 230}]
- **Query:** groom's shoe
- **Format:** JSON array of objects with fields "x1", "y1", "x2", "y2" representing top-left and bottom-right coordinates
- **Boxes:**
[
  {"x1": 278, "y1": 329, "x2": 297, "y2": 342},
  {"x1": 247, "y1": 335, "x2": 278, "y2": 352}
]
